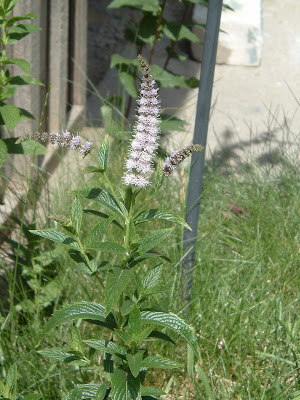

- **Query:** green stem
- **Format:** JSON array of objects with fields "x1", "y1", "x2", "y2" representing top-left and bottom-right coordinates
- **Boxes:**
[
  {"x1": 148, "y1": 0, "x2": 168, "y2": 64},
  {"x1": 77, "y1": 237, "x2": 104, "y2": 289}
]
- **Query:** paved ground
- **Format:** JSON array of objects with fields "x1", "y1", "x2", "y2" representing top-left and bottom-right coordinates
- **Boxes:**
[{"x1": 86, "y1": 0, "x2": 300, "y2": 169}]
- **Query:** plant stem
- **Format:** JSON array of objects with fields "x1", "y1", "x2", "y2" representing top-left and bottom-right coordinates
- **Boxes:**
[{"x1": 148, "y1": 0, "x2": 168, "y2": 64}]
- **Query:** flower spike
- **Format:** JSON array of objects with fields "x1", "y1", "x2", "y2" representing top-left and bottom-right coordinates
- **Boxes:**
[
  {"x1": 123, "y1": 55, "x2": 161, "y2": 188},
  {"x1": 162, "y1": 144, "x2": 204, "y2": 175}
]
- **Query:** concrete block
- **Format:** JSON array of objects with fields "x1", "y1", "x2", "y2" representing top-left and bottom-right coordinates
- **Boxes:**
[{"x1": 191, "y1": 0, "x2": 263, "y2": 66}]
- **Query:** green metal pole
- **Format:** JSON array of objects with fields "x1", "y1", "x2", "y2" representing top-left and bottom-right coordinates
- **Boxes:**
[{"x1": 182, "y1": 0, "x2": 223, "y2": 298}]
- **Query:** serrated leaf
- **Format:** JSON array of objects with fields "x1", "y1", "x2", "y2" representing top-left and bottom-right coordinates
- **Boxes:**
[
  {"x1": 111, "y1": 369, "x2": 140, "y2": 400},
  {"x1": 134, "y1": 209, "x2": 191, "y2": 230},
  {"x1": 37, "y1": 348, "x2": 74, "y2": 362},
  {"x1": 118, "y1": 69, "x2": 138, "y2": 98},
  {"x1": 9, "y1": 74, "x2": 43, "y2": 85},
  {"x1": 141, "y1": 265, "x2": 162, "y2": 290},
  {"x1": 0, "y1": 139, "x2": 8, "y2": 168},
  {"x1": 98, "y1": 134, "x2": 109, "y2": 172},
  {"x1": 41, "y1": 302, "x2": 106, "y2": 338},
  {"x1": 142, "y1": 355, "x2": 181, "y2": 369},
  {"x1": 29, "y1": 229, "x2": 80, "y2": 250},
  {"x1": 73, "y1": 187, "x2": 125, "y2": 218},
  {"x1": 7, "y1": 23, "x2": 41, "y2": 44},
  {"x1": 71, "y1": 324, "x2": 84, "y2": 353},
  {"x1": 68, "y1": 249, "x2": 96, "y2": 275},
  {"x1": 0, "y1": 104, "x2": 36, "y2": 130},
  {"x1": 127, "y1": 351, "x2": 144, "y2": 377},
  {"x1": 150, "y1": 64, "x2": 189, "y2": 89},
  {"x1": 132, "y1": 228, "x2": 173, "y2": 258},
  {"x1": 1, "y1": 58, "x2": 31, "y2": 74},
  {"x1": 83, "y1": 209, "x2": 123, "y2": 230},
  {"x1": 128, "y1": 250, "x2": 171, "y2": 269},
  {"x1": 110, "y1": 54, "x2": 140, "y2": 69},
  {"x1": 105, "y1": 268, "x2": 132, "y2": 315},
  {"x1": 108, "y1": 0, "x2": 160, "y2": 15},
  {"x1": 7, "y1": 13, "x2": 37, "y2": 27},
  {"x1": 85, "y1": 216, "x2": 114, "y2": 247},
  {"x1": 84, "y1": 339, "x2": 127, "y2": 356},
  {"x1": 23, "y1": 394, "x2": 42, "y2": 400},
  {"x1": 65, "y1": 384, "x2": 104, "y2": 400},
  {"x1": 4, "y1": 0, "x2": 18, "y2": 14},
  {"x1": 3, "y1": 138, "x2": 46, "y2": 154},
  {"x1": 128, "y1": 304, "x2": 141, "y2": 335},
  {"x1": 141, "y1": 311, "x2": 200, "y2": 356},
  {"x1": 163, "y1": 22, "x2": 201, "y2": 43},
  {"x1": 87, "y1": 241, "x2": 127, "y2": 255},
  {"x1": 71, "y1": 197, "x2": 82, "y2": 235}
]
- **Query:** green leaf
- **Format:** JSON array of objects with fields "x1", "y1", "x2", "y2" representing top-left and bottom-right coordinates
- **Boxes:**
[
  {"x1": 84, "y1": 339, "x2": 127, "y2": 356},
  {"x1": 132, "y1": 228, "x2": 173, "y2": 258},
  {"x1": 150, "y1": 64, "x2": 190, "y2": 89},
  {"x1": 3, "y1": 0, "x2": 18, "y2": 14},
  {"x1": 142, "y1": 355, "x2": 181, "y2": 369},
  {"x1": 68, "y1": 249, "x2": 96, "y2": 275},
  {"x1": 0, "y1": 139, "x2": 8, "y2": 168},
  {"x1": 163, "y1": 22, "x2": 201, "y2": 43},
  {"x1": 7, "y1": 13, "x2": 37, "y2": 27},
  {"x1": 105, "y1": 268, "x2": 132, "y2": 315},
  {"x1": 141, "y1": 265, "x2": 162, "y2": 291},
  {"x1": 65, "y1": 384, "x2": 104, "y2": 400},
  {"x1": 0, "y1": 104, "x2": 36, "y2": 130},
  {"x1": 29, "y1": 229, "x2": 80, "y2": 250},
  {"x1": 71, "y1": 324, "x2": 84, "y2": 353},
  {"x1": 86, "y1": 241, "x2": 127, "y2": 255},
  {"x1": 111, "y1": 369, "x2": 140, "y2": 400},
  {"x1": 37, "y1": 348, "x2": 74, "y2": 362},
  {"x1": 0, "y1": 379, "x2": 9, "y2": 398},
  {"x1": 41, "y1": 302, "x2": 106, "y2": 338},
  {"x1": 110, "y1": 54, "x2": 139, "y2": 69},
  {"x1": 73, "y1": 187, "x2": 125, "y2": 218},
  {"x1": 7, "y1": 23, "x2": 41, "y2": 44},
  {"x1": 98, "y1": 135, "x2": 109, "y2": 172},
  {"x1": 128, "y1": 250, "x2": 171, "y2": 269},
  {"x1": 148, "y1": 330, "x2": 176, "y2": 344},
  {"x1": 108, "y1": 0, "x2": 160, "y2": 15},
  {"x1": 82, "y1": 166, "x2": 102, "y2": 174},
  {"x1": 83, "y1": 209, "x2": 123, "y2": 230},
  {"x1": 23, "y1": 394, "x2": 42, "y2": 400},
  {"x1": 71, "y1": 197, "x2": 82, "y2": 235},
  {"x1": 134, "y1": 209, "x2": 191, "y2": 230},
  {"x1": 135, "y1": 14, "x2": 158, "y2": 44},
  {"x1": 141, "y1": 387, "x2": 165, "y2": 396},
  {"x1": 195, "y1": 365, "x2": 215, "y2": 400},
  {"x1": 127, "y1": 304, "x2": 141, "y2": 335},
  {"x1": 3, "y1": 138, "x2": 46, "y2": 154},
  {"x1": 95, "y1": 385, "x2": 109, "y2": 400},
  {"x1": 127, "y1": 350, "x2": 144, "y2": 377},
  {"x1": 118, "y1": 69, "x2": 138, "y2": 98},
  {"x1": 85, "y1": 216, "x2": 114, "y2": 247},
  {"x1": 6, "y1": 363, "x2": 17, "y2": 392},
  {"x1": 8, "y1": 75, "x2": 43, "y2": 86},
  {"x1": 160, "y1": 114, "x2": 188, "y2": 132},
  {"x1": 141, "y1": 311, "x2": 200, "y2": 356},
  {"x1": 1, "y1": 58, "x2": 31, "y2": 74},
  {"x1": 0, "y1": 84, "x2": 19, "y2": 101}
]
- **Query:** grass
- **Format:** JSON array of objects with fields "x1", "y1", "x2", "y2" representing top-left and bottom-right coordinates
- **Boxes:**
[{"x1": 0, "y1": 132, "x2": 299, "y2": 399}]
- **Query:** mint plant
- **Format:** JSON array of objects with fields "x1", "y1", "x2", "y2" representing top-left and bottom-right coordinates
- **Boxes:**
[{"x1": 27, "y1": 56, "x2": 202, "y2": 399}]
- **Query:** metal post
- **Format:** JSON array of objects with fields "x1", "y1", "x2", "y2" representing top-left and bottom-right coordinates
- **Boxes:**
[{"x1": 182, "y1": 0, "x2": 223, "y2": 299}]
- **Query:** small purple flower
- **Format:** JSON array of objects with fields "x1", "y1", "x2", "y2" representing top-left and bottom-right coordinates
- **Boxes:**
[
  {"x1": 69, "y1": 135, "x2": 81, "y2": 150},
  {"x1": 80, "y1": 140, "x2": 93, "y2": 156},
  {"x1": 123, "y1": 55, "x2": 161, "y2": 188}
]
